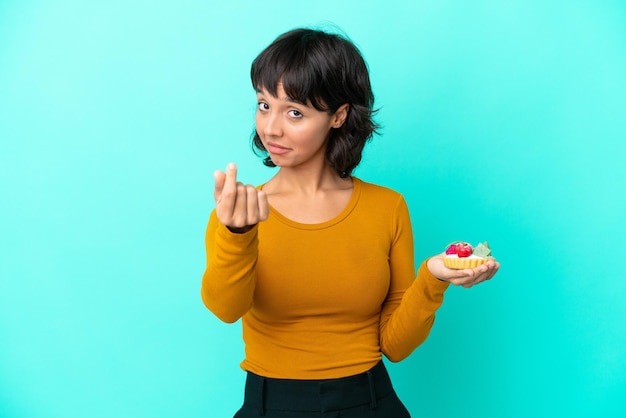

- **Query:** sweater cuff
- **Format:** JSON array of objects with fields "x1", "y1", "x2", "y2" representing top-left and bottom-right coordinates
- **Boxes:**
[
  {"x1": 418, "y1": 259, "x2": 450, "y2": 291},
  {"x1": 215, "y1": 222, "x2": 258, "y2": 250}
]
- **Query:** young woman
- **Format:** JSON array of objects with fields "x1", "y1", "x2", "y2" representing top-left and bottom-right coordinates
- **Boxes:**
[{"x1": 202, "y1": 27, "x2": 500, "y2": 417}]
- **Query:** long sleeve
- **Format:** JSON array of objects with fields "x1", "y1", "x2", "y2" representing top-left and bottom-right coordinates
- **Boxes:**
[
  {"x1": 380, "y1": 261, "x2": 449, "y2": 361},
  {"x1": 378, "y1": 197, "x2": 450, "y2": 362},
  {"x1": 200, "y1": 210, "x2": 259, "y2": 323}
]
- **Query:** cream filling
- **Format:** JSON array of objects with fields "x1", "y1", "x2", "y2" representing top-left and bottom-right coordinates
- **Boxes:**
[{"x1": 445, "y1": 254, "x2": 485, "y2": 259}]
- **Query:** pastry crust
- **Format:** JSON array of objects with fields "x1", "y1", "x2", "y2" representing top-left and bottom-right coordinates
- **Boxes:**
[{"x1": 443, "y1": 256, "x2": 491, "y2": 269}]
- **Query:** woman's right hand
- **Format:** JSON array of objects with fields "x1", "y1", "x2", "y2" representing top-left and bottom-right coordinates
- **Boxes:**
[{"x1": 213, "y1": 163, "x2": 269, "y2": 233}]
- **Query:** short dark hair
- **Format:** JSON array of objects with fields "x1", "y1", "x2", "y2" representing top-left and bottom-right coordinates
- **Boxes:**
[{"x1": 250, "y1": 28, "x2": 379, "y2": 178}]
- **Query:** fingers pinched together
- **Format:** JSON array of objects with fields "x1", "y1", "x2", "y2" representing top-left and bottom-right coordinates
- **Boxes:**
[{"x1": 213, "y1": 163, "x2": 269, "y2": 232}]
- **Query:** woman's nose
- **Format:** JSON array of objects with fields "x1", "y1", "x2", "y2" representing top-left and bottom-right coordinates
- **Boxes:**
[{"x1": 263, "y1": 112, "x2": 282, "y2": 137}]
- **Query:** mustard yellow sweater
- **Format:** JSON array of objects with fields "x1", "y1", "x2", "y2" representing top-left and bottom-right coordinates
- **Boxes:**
[{"x1": 201, "y1": 178, "x2": 449, "y2": 379}]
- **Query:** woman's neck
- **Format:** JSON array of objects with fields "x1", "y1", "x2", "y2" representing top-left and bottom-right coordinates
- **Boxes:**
[
  {"x1": 266, "y1": 165, "x2": 351, "y2": 196},
  {"x1": 262, "y1": 165, "x2": 355, "y2": 224}
]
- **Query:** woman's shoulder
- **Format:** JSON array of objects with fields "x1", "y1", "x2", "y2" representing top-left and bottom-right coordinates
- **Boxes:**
[
  {"x1": 352, "y1": 178, "x2": 411, "y2": 223},
  {"x1": 354, "y1": 177, "x2": 404, "y2": 200}
]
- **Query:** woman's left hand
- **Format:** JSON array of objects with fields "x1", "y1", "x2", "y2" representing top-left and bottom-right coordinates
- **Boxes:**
[{"x1": 427, "y1": 253, "x2": 500, "y2": 288}]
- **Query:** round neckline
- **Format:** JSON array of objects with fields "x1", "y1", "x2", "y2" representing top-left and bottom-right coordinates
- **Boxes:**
[{"x1": 262, "y1": 177, "x2": 362, "y2": 230}]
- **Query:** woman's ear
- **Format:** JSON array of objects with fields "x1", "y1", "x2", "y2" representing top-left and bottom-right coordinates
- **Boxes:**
[{"x1": 331, "y1": 104, "x2": 349, "y2": 128}]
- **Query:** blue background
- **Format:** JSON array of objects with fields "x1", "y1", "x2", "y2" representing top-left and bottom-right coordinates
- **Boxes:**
[{"x1": 1, "y1": 1, "x2": 625, "y2": 417}]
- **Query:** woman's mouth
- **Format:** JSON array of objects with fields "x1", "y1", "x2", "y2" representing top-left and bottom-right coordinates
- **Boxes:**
[{"x1": 267, "y1": 142, "x2": 291, "y2": 155}]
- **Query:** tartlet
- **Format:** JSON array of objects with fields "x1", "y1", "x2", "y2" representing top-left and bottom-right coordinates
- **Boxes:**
[{"x1": 443, "y1": 241, "x2": 495, "y2": 269}]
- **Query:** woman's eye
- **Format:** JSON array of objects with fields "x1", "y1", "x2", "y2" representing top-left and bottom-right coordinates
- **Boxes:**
[
  {"x1": 288, "y1": 109, "x2": 303, "y2": 118},
  {"x1": 258, "y1": 102, "x2": 269, "y2": 111}
]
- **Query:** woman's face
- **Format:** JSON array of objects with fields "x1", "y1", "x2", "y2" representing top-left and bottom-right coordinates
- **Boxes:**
[{"x1": 255, "y1": 83, "x2": 347, "y2": 171}]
